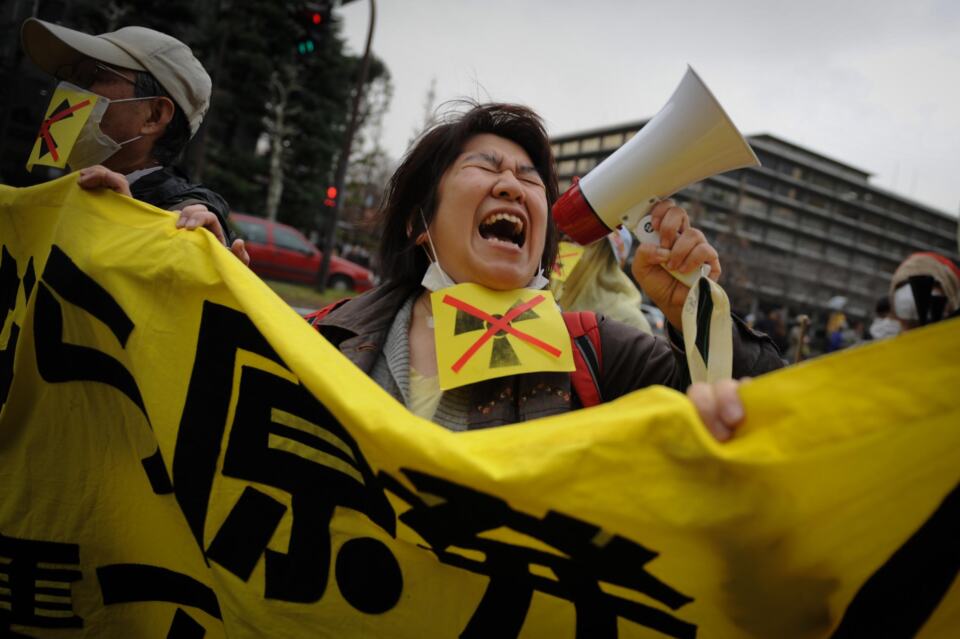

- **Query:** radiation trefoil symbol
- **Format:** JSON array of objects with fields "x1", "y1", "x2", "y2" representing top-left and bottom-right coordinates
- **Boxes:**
[{"x1": 442, "y1": 294, "x2": 562, "y2": 373}]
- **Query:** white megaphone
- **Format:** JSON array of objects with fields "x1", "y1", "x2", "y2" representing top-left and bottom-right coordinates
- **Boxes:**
[{"x1": 552, "y1": 66, "x2": 760, "y2": 285}]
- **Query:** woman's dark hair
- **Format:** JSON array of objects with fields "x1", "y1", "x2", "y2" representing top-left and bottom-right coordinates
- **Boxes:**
[
  {"x1": 135, "y1": 72, "x2": 191, "y2": 165},
  {"x1": 378, "y1": 102, "x2": 560, "y2": 288}
]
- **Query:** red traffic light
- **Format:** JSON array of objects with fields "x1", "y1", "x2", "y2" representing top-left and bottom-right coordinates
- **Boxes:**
[
  {"x1": 312, "y1": 12, "x2": 322, "y2": 24},
  {"x1": 326, "y1": 186, "x2": 337, "y2": 199}
]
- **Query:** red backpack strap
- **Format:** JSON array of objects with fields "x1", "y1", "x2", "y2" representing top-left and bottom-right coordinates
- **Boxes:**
[
  {"x1": 304, "y1": 297, "x2": 352, "y2": 329},
  {"x1": 562, "y1": 311, "x2": 603, "y2": 408}
]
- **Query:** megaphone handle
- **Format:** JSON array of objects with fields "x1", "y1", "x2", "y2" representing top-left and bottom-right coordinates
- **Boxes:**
[{"x1": 634, "y1": 214, "x2": 710, "y2": 288}]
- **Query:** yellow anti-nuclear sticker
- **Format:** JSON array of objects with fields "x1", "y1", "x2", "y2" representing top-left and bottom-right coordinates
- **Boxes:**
[
  {"x1": 26, "y1": 85, "x2": 101, "y2": 171},
  {"x1": 430, "y1": 283, "x2": 574, "y2": 390}
]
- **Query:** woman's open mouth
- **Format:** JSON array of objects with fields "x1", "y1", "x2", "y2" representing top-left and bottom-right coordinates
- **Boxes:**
[{"x1": 478, "y1": 211, "x2": 526, "y2": 248}]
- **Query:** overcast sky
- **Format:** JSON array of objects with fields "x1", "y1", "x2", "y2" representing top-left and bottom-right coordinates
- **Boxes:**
[{"x1": 338, "y1": 0, "x2": 959, "y2": 216}]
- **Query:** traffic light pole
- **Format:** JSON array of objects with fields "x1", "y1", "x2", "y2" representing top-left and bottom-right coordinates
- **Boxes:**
[{"x1": 317, "y1": 0, "x2": 376, "y2": 293}]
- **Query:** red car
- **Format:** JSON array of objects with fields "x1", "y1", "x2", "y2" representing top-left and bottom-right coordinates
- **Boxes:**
[{"x1": 230, "y1": 212, "x2": 375, "y2": 292}]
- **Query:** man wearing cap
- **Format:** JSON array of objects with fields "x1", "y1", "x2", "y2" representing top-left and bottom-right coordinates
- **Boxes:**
[{"x1": 20, "y1": 18, "x2": 247, "y2": 261}]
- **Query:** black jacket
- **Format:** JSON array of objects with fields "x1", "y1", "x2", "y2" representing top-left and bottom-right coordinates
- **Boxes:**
[{"x1": 129, "y1": 166, "x2": 233, "y2": 243}]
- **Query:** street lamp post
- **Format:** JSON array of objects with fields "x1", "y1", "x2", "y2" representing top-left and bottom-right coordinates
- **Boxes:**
[{"x1": 316, "y1": 0, "x2": 376, "y2": 293}]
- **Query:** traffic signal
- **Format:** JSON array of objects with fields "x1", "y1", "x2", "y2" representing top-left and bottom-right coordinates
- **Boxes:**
[
  {"x1": 324, "y1": 185, "x2": 337, "y2": 207},
  {"x1": 295, "y1": 3, "x2": 333, "y2": 56}
]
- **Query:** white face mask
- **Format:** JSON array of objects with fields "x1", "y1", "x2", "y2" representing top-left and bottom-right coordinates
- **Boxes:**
[
  {"x1": 418, "y1": 209, "x2": 550, "y2": 292},
  {"x1": 893, "y1": 283, "x2": 918, "y2": 321},
  {"x1": 419, "y1": 210, "x2": 457, "y2": 292},
  {"x1": 56, "y1": 82, "x2": 146, "y2": 170}
]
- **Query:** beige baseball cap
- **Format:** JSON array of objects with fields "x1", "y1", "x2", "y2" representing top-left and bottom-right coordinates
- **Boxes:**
[{"x1": 21, "y1": 17, "x2": 211, "y2": 136}]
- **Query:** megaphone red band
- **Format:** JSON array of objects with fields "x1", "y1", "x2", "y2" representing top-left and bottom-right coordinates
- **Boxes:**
[{"x1": 551, "y1": 180, "x2": 612, "y2": 245}]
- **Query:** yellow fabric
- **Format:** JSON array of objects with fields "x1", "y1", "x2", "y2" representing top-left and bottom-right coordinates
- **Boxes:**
[
  {"x1": 550, "y1": 241, "x2": 585, "y2": 283},
  {"x1": 25, "y1": 85, "x2": 101, "y2": 171},
  {"x1": 429, "y1": 283, "x2": 575, "y2": 390},
  {"x1": 408, "y1": 367, "x2": 442, "y2": 420},
  {"x1": 556, "y1": 239, "x2": 652, "y2": 334},
  {"x1": 1, "y1": 176, "x2": 958, "y2": 638}
]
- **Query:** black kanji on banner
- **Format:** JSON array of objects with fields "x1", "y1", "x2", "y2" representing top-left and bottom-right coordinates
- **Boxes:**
[
  {"x1": 29, "y1": 244, "x2": 171, "y2": 494},
  {"x1": 0, "y1": 246, "x2": 23, "y2": 408},
  {"x1": 174, "y1": 301, "x2": 401, "y2": 609},
  {"x1": 380, "y1": 470, "x2": 697, "y2": 639},
  {"x1": 97, "y1": 563, "x2": 222, "y2": 638},
  {"x1": 831, "y1": 480, "x2": 960, "y2": 638},
  {"x1": 0, "y1": 533, "x2": 83, "y2": 632}
]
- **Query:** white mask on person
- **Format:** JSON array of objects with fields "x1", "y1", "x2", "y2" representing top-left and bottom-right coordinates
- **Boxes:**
[
  {"x1": 418, "y1": 209, "x2": 550, "y2": 291},
  {"x1": 419, "y1": 210, "x2": 457, "y2": 292},
  {"x1": 54, "y1": 82, "x2": 146, "y2": 170},
  {"x1": 893, "y1": 283, "x2": 918, "y2": 321}
]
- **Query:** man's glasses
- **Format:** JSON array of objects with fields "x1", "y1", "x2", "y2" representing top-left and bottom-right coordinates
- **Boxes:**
[{"x1": 54, "y1": 60, "x2": 137, "y2": 90}]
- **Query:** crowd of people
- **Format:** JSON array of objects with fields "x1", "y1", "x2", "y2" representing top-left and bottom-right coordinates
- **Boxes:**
[{"x1": 19, "y1": 18, "x2": 958, "y2": 438}]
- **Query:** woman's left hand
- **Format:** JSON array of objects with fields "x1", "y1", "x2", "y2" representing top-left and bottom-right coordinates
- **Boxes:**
[
  {"x1": 686, "y1": 379, "x2": 745, "y2": 442},
  {"x1": 631, "y1": 199, "x2": 720, "y2": 330}
]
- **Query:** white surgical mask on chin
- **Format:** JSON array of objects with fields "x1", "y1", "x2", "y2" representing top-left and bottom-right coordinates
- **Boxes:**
[
  {"x1": 527, "y1": 266, "x2": 549, "y2": 290},
  {"x1": 58, "y1": 81, "x2": 144, "y2": 170},
  {"x1": 419, "y1": 211, "x2": 457, "y2": 292},
  {"x1": 417, "y1": 209, "x2": 550, "y2": 291}
]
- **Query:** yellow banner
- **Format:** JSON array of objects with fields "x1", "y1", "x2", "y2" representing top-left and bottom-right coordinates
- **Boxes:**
[
  {"x1": 25, "y1": 85, "x2": 100, "y2": 171},
  {"x1": 1, "y1": 176, "x2": 958, "y2": 638},
  {"x1": 430, "y1": 283, "x2": 575, "y2": 390}
]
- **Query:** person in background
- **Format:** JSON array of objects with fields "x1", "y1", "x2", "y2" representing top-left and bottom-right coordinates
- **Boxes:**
[
  {"x1": 889, "y1": 252, "x2": 960, "y2": 330},
  {"x1": 868, "y1": 297, "x2": 901, "y2": 340},
  {"x1": 754, "y1": 309, "x2": 788, "y2": 354},
  {"x1": 554, "y1": 228, "x2": 652, "y2": 334},
  {"x1": 20, "y1": 18, "x2": 247, "y2": 263}
]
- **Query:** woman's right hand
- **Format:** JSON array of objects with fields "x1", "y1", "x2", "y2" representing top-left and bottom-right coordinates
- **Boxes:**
[{"x1": 686, "y1": 379, "x2": 745, "y2": 442}]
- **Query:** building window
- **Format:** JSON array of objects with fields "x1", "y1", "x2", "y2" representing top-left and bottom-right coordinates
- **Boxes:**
[
  {"x1": 852, "y1": 254, "x2": 875, "y2": 271},
  {"x1": 775, "y1": 183, "x2": 798, "y2": 200},
  {"x1": 771, "y1": 205, "x2": 797, "y2": 226},
  {"x1": 825, "y1": 245, "x2": 848, "y2": 265},
  {"x1": 560, "y1": 141, "x2": 579, "y2": 156},
  {"x1": 580, "y1": 137, "x2": 600, "y2": 152},
  {"x1": 702, "y1": 209, "x2": 729, "y2": 230},
  {"x1": 601, "y1": 133, "x2": 623, "y2": 150},
  {"x1": 768, "y1": 228, "x2": 794, "y2": 248},
  {"x1": 576, "y1": 157, "x2": 597, "y2": 174},
  {"x1": 800, "y1": 215, "x2": 827, "y2": 234},
  {"x1": 739, "y1": 219, "x2": 765, "y2": 240},
  {"x1": 755, "y1": 150, "x2": 778, "y2": 168},
  {"x1": 704, "y1": 185, "x2": 737, "y2": 207},
  {"x1": 557, "y1": 159, "x2": 576, "y2": 176},
  {"x1": 744, "y1": 172, "x2": 773, "y2": 191},
  {"x1": 830, "y1": 223, "x2": 855, "y2": 243},
  {"x1": 806, "y1": 192, "x2": 828, "y2": 210},
  {"x1": 797, "y1": 237, "x2": 823, "y2": 257},
  {"x1": 741, "y1": 195, "x2": 767, "y2": 216}
]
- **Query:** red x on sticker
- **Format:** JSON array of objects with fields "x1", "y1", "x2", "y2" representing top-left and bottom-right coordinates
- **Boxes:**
[
  {"x1": 442, "y1": 294, "x2": 563, "y2": 373},
  {"x1": 38, "y1": 99, "x2": 91, "y2": 162}
]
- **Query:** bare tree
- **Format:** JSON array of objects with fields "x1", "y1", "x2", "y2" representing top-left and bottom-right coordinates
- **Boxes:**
[{"x1": 263, "y1": 64, "x2": 300, "y2": 222}]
